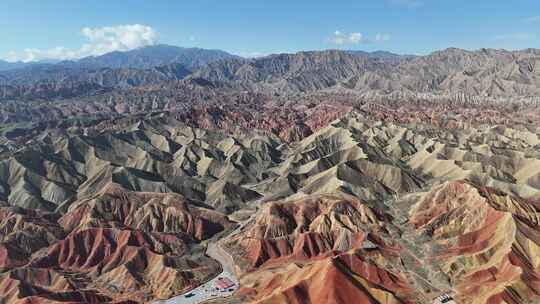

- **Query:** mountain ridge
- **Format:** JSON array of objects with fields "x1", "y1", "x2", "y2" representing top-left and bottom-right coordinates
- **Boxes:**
[
  {"x1": 0, "y1": 108, "x2": 537, "y2": 303},
  {"x1": 0, "y1": 44, "x2": 239, "y2": 72},
  {"x1": 3, "y1": 47, "x2": 540, "y2": 101}
]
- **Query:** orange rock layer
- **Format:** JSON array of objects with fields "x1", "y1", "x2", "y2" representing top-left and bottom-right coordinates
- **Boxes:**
[{"x1": 0, "y1": 184, "x2": 234, "y2": 303}]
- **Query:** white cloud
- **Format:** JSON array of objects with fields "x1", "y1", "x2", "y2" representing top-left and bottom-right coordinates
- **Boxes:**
[
  {"x1": 330, "y1": 31, "x2": 366, "y2": 45},
  {"x1": 492, "y1": 33, "x2": 537, "y2": 41},
  {"x1": 329, "y1": 31, "x2": 391, "y2": 45},
  {"x1": 330, "y1": 31, "x2": 346, "y2": 45},
  {"x1": 348, "y1": 33, "x2": 364, "y2": 44},
  {"x1": 246, "y1": 52, "x2": 267, "y2": 58},
  {"x1": 375, "y1": 33, "x2": 391, "y2": 42},
  {"x1": 234, "y1": 51, "x2": 268, "y2": 58},
  {"x1": 5, "y1": 24, "x2": 158, "y2": 62}
]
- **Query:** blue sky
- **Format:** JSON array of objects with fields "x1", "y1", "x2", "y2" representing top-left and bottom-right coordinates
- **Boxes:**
[{"x1": 2, "y1": 0, "x2": 540, "y2": 61}]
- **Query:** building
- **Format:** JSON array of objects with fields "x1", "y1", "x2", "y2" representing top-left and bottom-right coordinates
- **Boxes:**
[
  {"x1": 432, "y1": 293, "x2": 456, "y2": 304},
  {"x1": 215, "y1": 277, "x2": 235, "y2": 290}
]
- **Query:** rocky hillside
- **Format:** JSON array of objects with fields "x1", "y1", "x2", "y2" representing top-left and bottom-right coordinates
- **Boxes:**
[
  {"x1": 3, "y1": 47, "x2": 540, "y2": 102},
  {"x1": 0, "y1": 63, "x2": 192, "y2": 100},
  {"x1": 0, "y1": 108, "x2": 538, "y2": 303},
  {"x1": 0, "y1": 44, "x2": 238, "y2": 100},
  {"x1": 193, "y1": 48, "x2": 540, "y2": 97},
  {"x1": 1, "y1": 46, "x2": 540, "y2": 304},
  {"x1": 218, "y1": 113, "x2": 540, "y2": 304}
]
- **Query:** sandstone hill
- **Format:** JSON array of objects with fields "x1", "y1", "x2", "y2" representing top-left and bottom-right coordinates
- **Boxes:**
[
  {"x1": 0, "y1": 109, "x2": 538, "y2": 303},
  {"x1": 0, "y1": 46, "x2": 540, "y2": 304}
]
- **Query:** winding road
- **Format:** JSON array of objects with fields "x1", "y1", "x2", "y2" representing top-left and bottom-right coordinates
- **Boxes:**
[{"x1": 153, "y1": 243, "x2": 239, "y2": 304}]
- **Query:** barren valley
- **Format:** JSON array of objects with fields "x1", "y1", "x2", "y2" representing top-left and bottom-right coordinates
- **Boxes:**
[{"x1": 0, "y1": 46, "x2": 539, "y2": 304}]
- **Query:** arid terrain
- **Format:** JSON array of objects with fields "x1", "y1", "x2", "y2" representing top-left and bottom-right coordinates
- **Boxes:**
[{"x1": 0, "y1": 46, "x2": 539, "y2": 304}]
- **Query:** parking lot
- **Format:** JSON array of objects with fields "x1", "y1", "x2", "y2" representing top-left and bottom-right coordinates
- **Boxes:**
[
  {"x1": 154, "y1": 269, "x2": 238, "y2": 304},
  {"x1": 154, "y1": 243, "x2": 239, "y2": 304}
]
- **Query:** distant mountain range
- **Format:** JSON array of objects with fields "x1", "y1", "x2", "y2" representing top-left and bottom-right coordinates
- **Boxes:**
[
  {"x1": 190, "y1": 47, "x2": 540, "y2": 97},
  {"x1": 2, "y1": 46, "x2": 540, "y2": 101},
  {"x1": 0, "y1": 44, "x2": 239, "y2": 72},
  {"x1": 0, "y1": 45, "x2": 407, "y2": 72},
  {"x1": 63, "y1": 44, "x2": 240, "y2": 70},
  {"x1": 0, "y1": 61, "x2": 27, "y2": 71},
  {"x1": 0, "y1": 58, "x2": 62, "y2": 71}
]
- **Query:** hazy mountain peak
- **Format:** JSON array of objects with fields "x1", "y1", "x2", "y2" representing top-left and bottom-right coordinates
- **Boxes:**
[{"x1": 75, "y1": 44, "x2": 239, "y2": 69}]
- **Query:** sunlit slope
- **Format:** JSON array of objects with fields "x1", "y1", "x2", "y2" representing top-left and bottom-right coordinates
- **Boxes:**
[{"x1": 0, "y1": 111, "x2": 538, "y2": 303}]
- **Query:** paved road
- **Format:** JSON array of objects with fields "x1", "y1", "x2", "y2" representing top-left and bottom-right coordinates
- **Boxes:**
[{"x1": 153, "y1": 243, "x2": 239, "y2": 304}]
